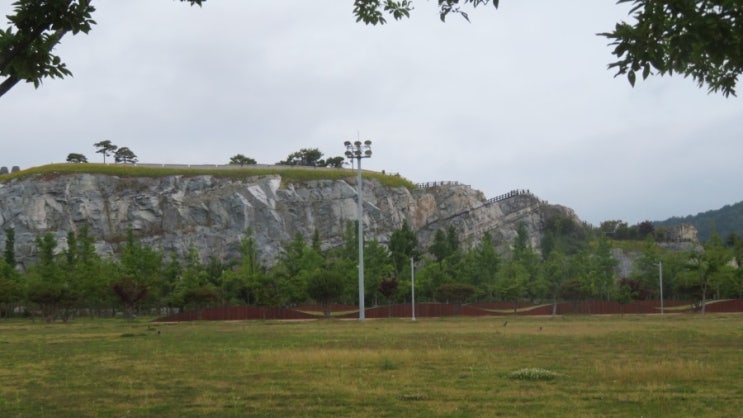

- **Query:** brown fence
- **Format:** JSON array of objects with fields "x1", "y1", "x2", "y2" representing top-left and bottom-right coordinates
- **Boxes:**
[{"x1": 153, "y1": 299, "x2": 743, "y2": 322}]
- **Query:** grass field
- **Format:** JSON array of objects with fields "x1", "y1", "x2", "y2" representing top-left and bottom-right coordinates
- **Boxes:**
[{"x1": 1, "y1": 314, "x2": 742, "y2": 417}]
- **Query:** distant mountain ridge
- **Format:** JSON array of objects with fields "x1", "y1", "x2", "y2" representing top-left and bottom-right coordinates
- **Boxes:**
[{"x1": 654, "y1": 200, "x2": 743, "y2": 242}]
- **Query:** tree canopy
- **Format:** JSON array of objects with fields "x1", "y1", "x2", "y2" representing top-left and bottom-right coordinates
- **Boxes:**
[
  {"x1": 93, "y1": 140, "x2": 116, "y2": 164},
  {"x1": 0, "y1": 0, "x2": 202, "y2": 98},
  {"x1": 2, "y1": 1, "x2": 740, "y2": 98},
  {"x1": 114, "y1": 147, "x2": 138, "y2": 164},
  {"x1": 65, "y1": 153, "x2": 88, "y2": 163},
  {"x1": 355, "y1": 0, "x2": 742, "y2": 96},
  {"x1": 276, "y1": 148, "x2": 345, "y2": 168},
  {"x1": 229, "y1": 154, "x2": 257, "y2": 166},
  {"x1": 601, "y1": 1, "x2": 743, "y2": 97},
  {"x1": 277, "y1": 148, "x2": 325, "y2": 167}
]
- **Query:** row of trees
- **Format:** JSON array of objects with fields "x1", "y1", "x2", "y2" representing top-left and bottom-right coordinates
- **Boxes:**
[
  {"x1": 230, "y1": 148, "x2": 346, "y2": 168},
  {"x1": 275, "y1": 148, "x2": 345, "y2": 168},
  {"x1": 543, "y1": 216, "x2": 743, "y2": 313},
  {"x1": 1, "y1": 216, "x2": 741, "y2": 320},
  {"x1": 655, "y1": 201, "x2": 743, "y2": 243},
  {"x1": 65, "y1": 145, "x2": 341, "y2": 168},
  {"x1": 0, "y1": 223, "x2": 403, "y2": 320},
  {"x1": 597, "y1": 219, "x2": 688, "y2": 242},
  {"x1": 619, "y1": 233, "x2": 743, "y2": 313},
  {"x1": 66, "y1": 140, "x2": 138, "y2": 164}
]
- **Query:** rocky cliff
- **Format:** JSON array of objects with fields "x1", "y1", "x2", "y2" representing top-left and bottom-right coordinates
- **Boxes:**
[{"x1": 0, "y1": 170, "x2": 581, "y2": 269}]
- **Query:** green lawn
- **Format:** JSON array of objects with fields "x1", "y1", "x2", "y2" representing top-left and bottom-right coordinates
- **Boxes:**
[{"x1": 1, "y1": 314, "x2": 742, "y2": 417}]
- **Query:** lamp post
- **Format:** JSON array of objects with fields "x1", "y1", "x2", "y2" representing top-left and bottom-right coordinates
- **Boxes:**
[
  {"x1": 411, "y1": 257, "x2": 416, "y2": 321},
  {"x1": 659, "y1": 261, "x2": 664, "y2": 315},
  {"x1": 344, "y1": 139, "x2": 372, "y2": 321}
]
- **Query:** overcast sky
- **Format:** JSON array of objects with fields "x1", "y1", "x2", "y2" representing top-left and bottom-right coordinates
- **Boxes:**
[{"x1": 2, "y1": 1, "x2": 742, "y2": 226}]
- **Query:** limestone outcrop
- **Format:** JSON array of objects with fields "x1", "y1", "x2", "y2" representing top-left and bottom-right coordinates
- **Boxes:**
[{"x1": 0, "y1": 172, "x2": 581, "y2": 269}]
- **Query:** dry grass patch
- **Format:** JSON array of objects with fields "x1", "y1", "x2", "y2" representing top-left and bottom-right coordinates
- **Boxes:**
[
  {"x1": 593, "y1": 358, "x2": 710, "y2": 384},
  {"x1": 508, "y1": 367, "x2": 563, "y2": 381}
]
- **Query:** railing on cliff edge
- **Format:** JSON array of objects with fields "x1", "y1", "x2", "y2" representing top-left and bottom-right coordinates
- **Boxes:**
[
  {"x1": 416, "y1": 187, "x2": 537, "y2": 231},
  {"x1": 415, "y1": 180, "x2": 471, "y2": 189},
  {"x1": 485, "y1": 189, "x2": 533, "y2": 204}
]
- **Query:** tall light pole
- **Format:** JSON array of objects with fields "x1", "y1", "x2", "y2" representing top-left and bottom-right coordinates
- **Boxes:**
[
  {"x1": 411, "y1": 257, "x2": 416, "y2": 321},
  {"x1": 659, "y1": 261, "x2": 664, "y2": 315},
  {"x1": 345, "y1": 139, "x2": 372, "y2": 321}
]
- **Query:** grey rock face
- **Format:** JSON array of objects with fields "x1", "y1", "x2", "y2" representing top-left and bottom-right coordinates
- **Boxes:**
[{"x1": 0, "y1": 173, "x2": 575, "y2": 269}]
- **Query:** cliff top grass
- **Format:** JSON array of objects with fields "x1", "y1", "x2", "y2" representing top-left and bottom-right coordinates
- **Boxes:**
[{"x1": 0, "y1": 163, "x2": 416, "y2": 190}]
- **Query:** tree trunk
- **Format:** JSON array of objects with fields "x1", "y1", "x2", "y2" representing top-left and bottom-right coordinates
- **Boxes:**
[{"x1": 551, "y1": 296, "x2": 558, "y2": 317}]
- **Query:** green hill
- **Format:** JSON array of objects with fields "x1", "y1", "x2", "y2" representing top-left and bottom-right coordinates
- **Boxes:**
[{"x1": 654, "y1": 200, "x2": 743, "y2": 242}]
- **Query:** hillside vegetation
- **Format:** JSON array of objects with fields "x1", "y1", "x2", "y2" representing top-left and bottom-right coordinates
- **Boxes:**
[{"x1": 655, "y1": 200, "x2": 743, "y2": 242}]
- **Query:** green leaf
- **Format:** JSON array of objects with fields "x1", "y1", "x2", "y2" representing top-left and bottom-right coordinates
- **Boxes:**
[{"x1": 642, "y1": 63, "x2": 650, "y2": 79}]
